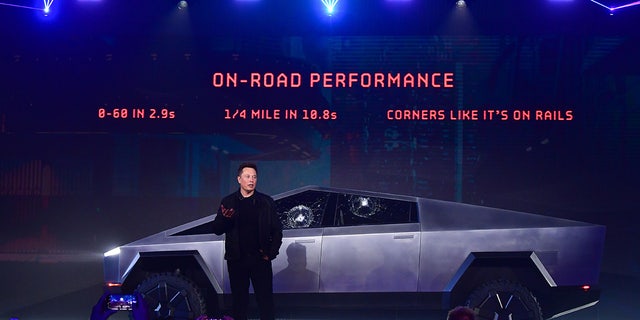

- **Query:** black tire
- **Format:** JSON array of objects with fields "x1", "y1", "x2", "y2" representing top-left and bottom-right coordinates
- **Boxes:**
[
  {"x1": 136, "y1": 272, "x2": 207, "y2": 320},
  {"x1": 465, "y1": 279, "x2": 543, "y2": 320}
]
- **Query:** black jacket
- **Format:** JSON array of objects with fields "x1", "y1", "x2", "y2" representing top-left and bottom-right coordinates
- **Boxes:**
[{"x1": 212, "y1": 189, "x2": 283, "y2": 261}]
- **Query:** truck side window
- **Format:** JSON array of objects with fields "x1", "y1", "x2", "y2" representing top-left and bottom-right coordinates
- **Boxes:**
[
  {"x1": 276, "y1": 190, "x2": 329, "y2": 229},
  {"x1": 334, "y1": 194, "x2": 418, "y2": 227}
]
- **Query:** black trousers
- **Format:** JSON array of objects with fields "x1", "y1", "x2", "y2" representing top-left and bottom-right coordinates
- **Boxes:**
[{"x1": 227, "y1": 257, "x2": 275, "y2": 320}]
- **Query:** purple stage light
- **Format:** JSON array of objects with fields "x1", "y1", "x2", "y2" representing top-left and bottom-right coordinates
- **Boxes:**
[
  {"x1": 611, "y1": 0, "x2": 640, "y2": 9},
  {"x1": 589, "y1": 0, "x2": 640, "y2": 12}
]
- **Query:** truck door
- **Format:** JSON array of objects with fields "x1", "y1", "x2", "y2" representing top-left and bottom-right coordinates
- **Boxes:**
[{"x1": 319, "y1": 193, "x2": 420, "y2": 292}]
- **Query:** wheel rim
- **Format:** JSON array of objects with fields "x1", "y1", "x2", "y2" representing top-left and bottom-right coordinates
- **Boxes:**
[
  {"x1": 142, "y1": 281, "x2": 195, "y2": 318},
  {"x1": 138, "y1": 276, "x2": 204, "y2": 320},
  {"x1": 466, "y1": 279, "x2": 543, "y2": 320},
  {"x1": 475, "y1": 290, "x2": 536, "y2": 320}
]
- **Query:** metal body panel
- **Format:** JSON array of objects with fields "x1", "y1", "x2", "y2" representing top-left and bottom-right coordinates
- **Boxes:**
[
  {"x1": 417, "y1": 225, "x2": 606, "y2": 292},
  {"x1": 272, "y1": 229, "x2": 323, "y2": 293},
  {"x1": 117, "y1": 240, "x2": 226, "y2": 292},
  {"x1": 320, "y1": 229, "x2": 421, "y2": 292}
]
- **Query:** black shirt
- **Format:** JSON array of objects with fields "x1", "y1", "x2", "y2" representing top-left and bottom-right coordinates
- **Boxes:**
[{"x1": 237, "y1": 193, "x2": 261, "y2": 258}]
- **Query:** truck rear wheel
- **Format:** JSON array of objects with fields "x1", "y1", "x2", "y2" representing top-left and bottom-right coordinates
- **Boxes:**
[
  {"x1": 137, "y1": 272, "x2": 207, "y2": 320},
  {"x1": 465, "y1": 279, "x2": 543, "y2": 320}
]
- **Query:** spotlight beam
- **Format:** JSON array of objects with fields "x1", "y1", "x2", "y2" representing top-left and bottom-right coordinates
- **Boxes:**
[
  {"x1": 589, "y1": 0, "x2": 640, "y2": 12},
  {"x1": 0, "y1": 0, "x2": 53, "y2": 12},
  {"x1": 589, "y1": 0, "x2": 611, "y2": 9},
  {"x1": 611, "y1": 0, "x2": 640, "y2": 10},
  {"x1": 0, "y1": 2, "x2": 42, "y2": 10}
]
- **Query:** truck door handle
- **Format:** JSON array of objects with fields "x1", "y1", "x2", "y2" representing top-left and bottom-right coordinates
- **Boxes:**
[{"x1": 393, "y1": 235, "x2": 414, "y2": 240}]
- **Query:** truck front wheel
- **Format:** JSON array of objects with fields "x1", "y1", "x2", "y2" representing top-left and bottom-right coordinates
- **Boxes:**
[
  {"x1": 465, "y1": 279, "x2": 543, "y2": 320},
  {"x1": 137, "y1": 272, "x2": 207, "y2": 320}
]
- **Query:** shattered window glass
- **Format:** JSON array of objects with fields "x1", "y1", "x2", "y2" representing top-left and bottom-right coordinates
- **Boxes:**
[
  {"x1": 276, "y1": 190, "x2": 329, "y2": 229},
  {"x1": 334, "y1": 193, "x2": 418, "y2": 227}
]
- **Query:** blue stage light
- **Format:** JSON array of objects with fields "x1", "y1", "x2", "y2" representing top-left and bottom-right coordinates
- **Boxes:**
[
  {"x1": 321, "y1": 0, "x2": 339, "y2": 15},
  {"x1": 43, "y1": 0, "x2": 54, "y2": 15}
]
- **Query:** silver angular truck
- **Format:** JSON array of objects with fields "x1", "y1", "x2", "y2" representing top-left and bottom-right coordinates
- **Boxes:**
[{"x1": 103, "y1": 186, "x2": 605, "y2": 320}]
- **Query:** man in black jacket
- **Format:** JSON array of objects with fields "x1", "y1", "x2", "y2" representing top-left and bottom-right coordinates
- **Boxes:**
[{"x1": 212, "y1": 162, "x2": 283, "y2": 320}]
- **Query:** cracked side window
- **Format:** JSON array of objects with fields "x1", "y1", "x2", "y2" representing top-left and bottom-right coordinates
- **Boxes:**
[
  {"x1": 276, "y1": 190, "x2": 329, "y2": 230},
  {"x1": 334, "y1": 194, "x2": 418, "y2": 227}
]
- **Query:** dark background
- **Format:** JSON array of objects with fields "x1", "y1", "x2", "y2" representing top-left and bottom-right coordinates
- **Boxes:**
[{"x1": 1, "y1": 0, "x2": 638, "y2": 318}]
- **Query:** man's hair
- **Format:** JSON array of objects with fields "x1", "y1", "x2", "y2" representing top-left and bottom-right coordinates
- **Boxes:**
[
  {"x1": 447, "y1": 306, "x2": 476, "y2": 320},
  {"x1": 237, "y1": 162, "x2": 258, "y2": 176}
]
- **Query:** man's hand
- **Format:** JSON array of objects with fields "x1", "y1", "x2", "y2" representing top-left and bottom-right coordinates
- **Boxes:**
[
  {"x1": 90, "y1": 291, "x2": 117, "y2": 320},
  {"x1": 259, "y1": 249, "x2": 269, "y2": 261},
  {"x1": 220, "y1": 205, "x2": 235, "y2": 218}
]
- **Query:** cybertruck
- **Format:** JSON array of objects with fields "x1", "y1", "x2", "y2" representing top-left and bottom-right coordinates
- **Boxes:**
[{"x1": 103, "y1": 186, "x2": 605, "y2": 320}]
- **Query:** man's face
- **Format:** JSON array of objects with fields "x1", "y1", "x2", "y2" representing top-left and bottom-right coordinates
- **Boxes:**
[{"x1": 237, "y1": 167, "x2": 257, "y2": 195}]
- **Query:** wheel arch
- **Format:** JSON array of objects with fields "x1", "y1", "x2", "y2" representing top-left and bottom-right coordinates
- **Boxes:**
[
  {"x1": 120, "y1": 250, "x2": 223, "y2": 312},
  {"x1": 445, "y1": 251, "x2": 556, "y2": 309}
]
